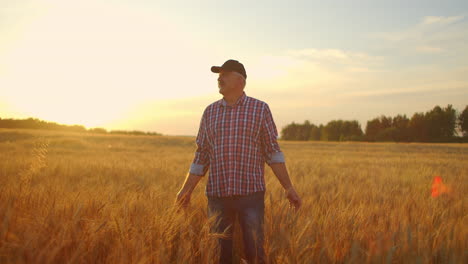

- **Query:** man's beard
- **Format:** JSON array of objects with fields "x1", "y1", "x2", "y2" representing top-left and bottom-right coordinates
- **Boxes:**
[{"x1": 218, "y1": 82, "x2": 227, "y2": 94}]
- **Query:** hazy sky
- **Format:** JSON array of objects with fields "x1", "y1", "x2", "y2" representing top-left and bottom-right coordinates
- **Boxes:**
[{"x1": 1, "y1": 0, "x2": 467, "y2": 135}]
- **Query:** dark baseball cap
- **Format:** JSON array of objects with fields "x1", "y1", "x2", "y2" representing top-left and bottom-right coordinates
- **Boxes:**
[{"x1": 211, "y1": 59, "x2": 247, "y2": 79}]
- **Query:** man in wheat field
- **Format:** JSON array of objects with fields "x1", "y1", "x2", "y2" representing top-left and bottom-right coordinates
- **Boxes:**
[{"x1": 176, "y1": 59, "x2": 302, "y2": 264}]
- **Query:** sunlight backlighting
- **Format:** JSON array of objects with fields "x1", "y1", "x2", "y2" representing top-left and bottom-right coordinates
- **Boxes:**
[{"x1": 0, "y1": 1, "x2": 217, "y2": 128}]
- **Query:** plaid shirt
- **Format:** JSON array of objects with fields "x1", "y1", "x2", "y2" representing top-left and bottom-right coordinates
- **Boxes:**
[{"x1": 190, "y1": 92, "x2": 285, "y2": 197}]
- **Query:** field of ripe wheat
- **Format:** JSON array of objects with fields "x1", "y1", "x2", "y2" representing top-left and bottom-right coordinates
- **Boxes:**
[{"x1": 0, "y1": 128, "x2": 466, "y2": 263}]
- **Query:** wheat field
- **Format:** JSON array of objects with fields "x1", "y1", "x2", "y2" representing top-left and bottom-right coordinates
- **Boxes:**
[{"x1": 0, "y1": 128, "x2": 466, "y2": 263}]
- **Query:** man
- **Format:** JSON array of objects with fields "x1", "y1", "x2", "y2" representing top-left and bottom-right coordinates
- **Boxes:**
[{"x1": 175, "y1": 59, "x2": 302, "y2": 264}]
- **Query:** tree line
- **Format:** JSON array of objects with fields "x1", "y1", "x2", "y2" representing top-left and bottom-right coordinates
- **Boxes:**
[
  {"x1": 281, "y1": 105, "x2": 468, "y2": 142},
  {"x1": 0, "y1": 117, "x2": 161, "y2": 136}
]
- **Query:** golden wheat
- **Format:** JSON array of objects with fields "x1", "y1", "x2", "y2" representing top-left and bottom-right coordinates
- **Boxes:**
[{"x1": 0, "y1": 128, "x2": 466, "y2": 263}]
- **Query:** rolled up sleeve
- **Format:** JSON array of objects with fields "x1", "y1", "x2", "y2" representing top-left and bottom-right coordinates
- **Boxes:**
[
  {"x1": 260, "y1": 104, "x2": 285, "y2": 165},
  {"x1": 189, "y1": 110, "x2": 210, "y2": 176}
]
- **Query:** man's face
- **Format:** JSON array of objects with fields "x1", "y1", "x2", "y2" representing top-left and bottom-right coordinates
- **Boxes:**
[{"x1": 217, "y1": 71, "x2": 241, "y2": 95}]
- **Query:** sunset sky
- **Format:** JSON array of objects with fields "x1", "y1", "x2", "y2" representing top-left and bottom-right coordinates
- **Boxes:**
[{"x1": 1, "y1": 0, "x2": 467, "y2": 135}]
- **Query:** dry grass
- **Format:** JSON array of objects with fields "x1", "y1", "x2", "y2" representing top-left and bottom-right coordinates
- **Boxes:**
[{"x1": 0, "y1": 128, "x2": 467, "y2": 263}]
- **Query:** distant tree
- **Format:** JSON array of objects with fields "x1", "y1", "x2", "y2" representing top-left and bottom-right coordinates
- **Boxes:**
[
  {"x1": 375, "y1": 127, "x2": 398, "y2": 142},
  {"x1": 88, "y1": 127, "x2": 107, "y2": 134},
  {"x1": 320, "y1": 124, "x2": 328, "y2": 141},
  {"x1": 109, "y1": 130, "x2": 162, "y2": 136},
  {"x1": 309, "y1": 125, "x2": 321, "y2": 141},
  {"x1": 281, "y1": 122, "x2": 298, "y2": 140},
  {"x1": 380, "y1": 116, "x2": 392, "y2": 130},
  {"x1": 324, "y1": 120, "x2": 342, "y2": 141},
  {"x1": 424, "y1": 105, "x2": 456, "y2": 142},
  {"x1": 392, "y1": 114, "x2": 410, "y2": 141},
  {"x1": 0, "y1": 117, "x2": 161, "y2": 135},
  {"x1": 365, "y1": 115, "x2": 392, "y2": 141},
  {"x1": 281, "y1": 121, "x2": 318, "y2": 141},
  {"x1": 458, "y1": 105, "x2": 468, "y2": 137},
  {"x1": 281, "y1": 104, "x2": 463, "y2": 142},
  {"x1": 409, "y1": 112, "x2": 429, "y2": 142},
  {"x1": 300, "y1": 120, "x2": 312, "y2": 141},
  {"x1": 131, "y1": 130, "x2": 147, "y2": 135},
  {"x1": 323, "y1": 120, "x2": 362, "y2": 141},
  {"x1": 365, "y1": 118, "x2": 381, "y2": 141},
  {"x1": 377, "y1": 110, "x2": 444, "y2": 142},
  {"x1": 69, "y1": 125, "x2": 86, "y2": 132},
  {"x1": 344, "y1": 120, "x2": 363, "y2": 140}
]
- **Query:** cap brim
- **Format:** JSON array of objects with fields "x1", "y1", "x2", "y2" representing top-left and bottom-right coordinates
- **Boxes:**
[{"x1": 211, "y1": 66, "x2": 222, "y2": 73}]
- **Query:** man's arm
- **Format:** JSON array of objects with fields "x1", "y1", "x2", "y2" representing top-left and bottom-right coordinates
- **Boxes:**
[
  {"x1": 176, "y1": 173, "x2": 203, "y2": 208},
  {"x1": 260, "y1": 104, "x2": 302, "y2": 209},
  {"x1": 270, "y1": 162, "x2": 302, "y2": 210},
  {"x1": 270, "y1": 162, "x2": 294, "y2": 190},
  {"x1": 175, "y1": 109, "x2": 210, "y2": 208}
]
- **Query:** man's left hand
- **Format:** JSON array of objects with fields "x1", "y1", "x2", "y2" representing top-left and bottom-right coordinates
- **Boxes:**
[{"x1": 285, "y1": 187, "x2": 302, "y2": 210}]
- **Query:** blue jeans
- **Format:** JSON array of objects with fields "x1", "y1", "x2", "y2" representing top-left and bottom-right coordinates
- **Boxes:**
[{"x1": 207, "y1": 191, "x2": 266, "y2": 264}]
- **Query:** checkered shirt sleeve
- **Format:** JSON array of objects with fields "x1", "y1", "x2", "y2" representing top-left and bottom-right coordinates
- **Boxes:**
[
  {"x1": 190, "y1": 109, "x2": 210, "y2": 176},
  {"x1": 260, "y1": 104, "x2": 285, "y2": 165}
]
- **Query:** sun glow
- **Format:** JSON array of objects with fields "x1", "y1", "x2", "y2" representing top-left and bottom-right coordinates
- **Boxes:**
[{"x1": 0, "y1": 1, "x2": 218, "y2": 128}]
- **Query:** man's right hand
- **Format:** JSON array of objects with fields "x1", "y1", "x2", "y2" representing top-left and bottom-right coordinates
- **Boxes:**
[
  {"x1": 175, "y1": 173, "x2": 203, "y2": 210},
  {"x1": 175, "y1": 190, "x2": 192, "y2": 209},
  {"x1": 285, "y1": 187, "x2": 302, "y2": 211}
]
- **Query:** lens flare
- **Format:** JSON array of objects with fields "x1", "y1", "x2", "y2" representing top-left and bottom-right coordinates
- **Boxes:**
[{"x1": 431, "y1": 176, "x2": 451, "y2": 198}]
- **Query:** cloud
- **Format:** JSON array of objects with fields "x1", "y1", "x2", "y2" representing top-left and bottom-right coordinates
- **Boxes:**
[
  {"x1": 244, "y1": 48, "x2": 385, "y2": 95},
  {"x1": 371, "y1": 14, "x2": 468, "y2": 55},
  {"x1": 343, "y1": 83, "x2": 467, "y2": 100},
  {"x1": 421, "y1": 15, "x2": 465, "y2": 26},
  {"x1": 285, "y1": 48, "x2": 383, "y2": 66},
  {"x1": 415, "y1": 46, "x2": 445, "y2": 53},
  {"x1": 374, "y1": 15, "x2": 466, "y2": 41},
  {"x1": 239, "y1": 43, "x2": 468, "y2": 133}
]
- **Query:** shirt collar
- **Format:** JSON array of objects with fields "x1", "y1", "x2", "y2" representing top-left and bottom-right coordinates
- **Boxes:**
[{"x1": 219, "y1": 92, "x2": 247, "y2": 108}]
